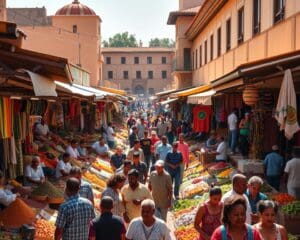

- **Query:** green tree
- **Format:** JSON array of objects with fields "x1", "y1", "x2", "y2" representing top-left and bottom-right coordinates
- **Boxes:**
[
  {"x1": 149, "y1": 38, "x2": 175, "y2": 48},
  {"x1": 102, "y1": 32, "x2": 138, "y2": 47}
]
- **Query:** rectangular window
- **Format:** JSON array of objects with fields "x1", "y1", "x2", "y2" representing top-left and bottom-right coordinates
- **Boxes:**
[
  {"x1": 147, "y1": 56, "x2": 152, "y2": 64},
  {"x1": 199, "y1": 45, "x2": 202, "y2": 67},
  {"x1": 106, "y1": 57, "x2": 111, "y2": 64},
  {"x1": 204, "y1": 40, "x2": 207, "y2": 64},
  {"x1": 253, "y1": 0, "x2": 261, "y2": 35},
  {"x1": 134, "y1": 57, "x2": 139, "y2": 64},
  {"x1": 195, "y1": 49, "x2": 198, "y2": 69},
  {"x1": 162, "y1": 57, "x2": 167, "y2": 64},
  {"x1": 162, "y1": 71, "x2": 167, "y2": 79},
  {"x1": 192, "y1": 51, "x2": 195, "y2": 70},
  {"x1": 121, "y1": 57, "x2": 126, "y2": 64},
  {"x1": 238, "y1": 7, "x2": 244, "y2": 45},
  {"x1": 148, "y1": 71, "x2": 153, "y2": 79},
  {"x1": 274, "y1": 0, "x2": 285, "y2": 24},
  {"x1": 123, "y1": 71, "x2": 128, "y2": 79},
  {"x1": 136, "y1": 71, "x2": 141, "y2": 79},
  {"x1": 108, "y1": 71, "x2": 113, "y2": 79},
  {"x1": 183, "y1": 48, "x2": 191, "y2": 70},
  {"x1": 226, "y1": 18, "x2": 231, "y2": 51},
  {"x1": 210, "y1": 34, "x2": 214, "y2": 61},
  {"x1": 217, "y1": 27, "x2": 221, "y2": 57},
  {"x1": 73, "y1": 25, "x2": 77, "y2": 33}
]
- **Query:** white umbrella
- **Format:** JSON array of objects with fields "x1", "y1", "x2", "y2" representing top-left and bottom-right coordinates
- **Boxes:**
[{"x1": 275, "y1": 69, "x2": 300, "y2": 139}]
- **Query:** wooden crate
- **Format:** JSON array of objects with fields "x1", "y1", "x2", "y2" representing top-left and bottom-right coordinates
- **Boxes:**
[{"x1": 200, "y1": 152, "x2": 216, "y2": 164}]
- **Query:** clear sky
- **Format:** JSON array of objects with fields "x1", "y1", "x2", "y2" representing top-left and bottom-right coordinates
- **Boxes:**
[{"x1": 7, "y1": 0, "x2": 178, "y2": 46}]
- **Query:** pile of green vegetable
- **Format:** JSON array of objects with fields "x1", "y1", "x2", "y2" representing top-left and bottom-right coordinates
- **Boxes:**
[
  {"x1": 173, "y1": 199, "x2": 203, "y2": 212},
  {"x1": 31, "y1": 181, "x2": 64, "y2": 198},
  {"x1": 282, "y1": 201, "x2": 300, "y2": 215}
]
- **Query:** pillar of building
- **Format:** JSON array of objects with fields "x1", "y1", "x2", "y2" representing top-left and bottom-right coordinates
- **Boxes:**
[{"x1": 0, "y1": 0, "x2": 6, "y2": 21}]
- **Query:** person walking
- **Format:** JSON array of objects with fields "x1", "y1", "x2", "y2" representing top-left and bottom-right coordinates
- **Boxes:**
[
  {"x1": 194, "y1": 187, "x2": 223, "y2": 240},
  {"x1": 126, "y1": 199, "x2": 172, "y2": 240},
  {"x1": 129, "y1": 126, "x2": 139, "y2": 148},
  {"x1": 148, "y1": 160, "x2": 172, "y2": 222},
  {"x1": 228, "y1": 108, "x2": 238, "y2": 154},
  {"x1": 165, "y1": 142, "x2": 183, "y2": 200},
  {"x1": 110, "y1": 146, "x2": 126, "y2": 171},
  {"x1": 137, "y1": 118, "x2": 148, "y2": 139},
  {"x1": 106, "y1": 122, "x2": 116, "y2": 149},
  {"x1": 88, "y1": 196, "x2": 126, "y2": 240},
  {"x1": 155, "y1": 136, "x2": 172, "y2": 161},
  {"x1": 54, "y1": 178, "x2": 95, "y2": 240},
  {"x1": 127, "y1": 140, "x2": 145, "y2": 163},
  {"x1": 140, "y1": 131, "x2": 152, "y2": 170},
  {"x1": 239, "y1": 113, "x2": 251, "y2": 158},
  {"x1": 284, "y1": 147, "x2": 300, "y2": 199},
  {"x1": 131, "y1": 152, "x2": 148, "y2": 184},
  {"x1": 263, "y1": 145, "x2": 284, "y2": 191},
  {"x1": 121, "y1": 169, "x2": 152, "y2": 224}
]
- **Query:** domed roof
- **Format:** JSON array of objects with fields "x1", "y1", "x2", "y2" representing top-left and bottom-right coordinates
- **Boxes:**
[{"x1": 55, "y1": 0, "x2": 96, "y2": 16}]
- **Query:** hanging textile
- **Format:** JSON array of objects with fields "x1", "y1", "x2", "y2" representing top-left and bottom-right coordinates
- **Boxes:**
[
  {"x1": 15, "y1": 139, "x2": 23, "y2": 176},
  {"x1": 192, "y1": 105, "x2": 212, "y2": 133}
]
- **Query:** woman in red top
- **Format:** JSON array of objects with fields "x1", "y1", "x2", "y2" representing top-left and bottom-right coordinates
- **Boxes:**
[
  {"x1": 211, "y1": 195, "x2": 262, "y2": 240},
  {"x1": 194, "y1": 187, "x2": 223, "y2": 240}
]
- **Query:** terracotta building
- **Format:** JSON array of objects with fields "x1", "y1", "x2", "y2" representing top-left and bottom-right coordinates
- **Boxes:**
[
  {"x1": 7, "y1": 0, "x2": 102, "y2": 87},
  {"x1": 102, "y1": 47, "x2": 175, "y2": 96}
]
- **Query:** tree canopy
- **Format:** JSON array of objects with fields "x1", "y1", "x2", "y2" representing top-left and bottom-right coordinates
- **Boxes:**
[
  {"x1": 148, "y1": 38, "x2": 175, "y2": 48},
  {"x1": 102, "y1": 32, "x2": 138, "y2": 47}
]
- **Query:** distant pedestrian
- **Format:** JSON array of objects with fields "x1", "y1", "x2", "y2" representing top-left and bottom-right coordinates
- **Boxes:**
[
  {"x1": 129, "y1": 126, "x2": 139, "y2": 148},
  {"x1": 116, "y1": 160, "x2": 132, "y2": 185},
  {"x1": 110, "y1": 146, "x2": 126, "y2": 171},
  {"x1": 88, "y1": 196, "x2": 126, "y2": 240},
  {"x1": 106, "y1": 122, "x2": 116, "y2": 149},
  {"x1": 263, "y1": 145, "x2": 284, "y2": 191},
  {"x1": 239, "y1": 113, "x2": 251, "y2": 158},
  {"x1": 127, "y1": 140, "x2": 145, "y2": 163},
  {"x1": 137, "y1": 118, "x2": 148, "y2": 139},
  {"x1": 148, "y1": 160, "x2": 172, "y2": 221},
  {"x1": 228, "y1": 108, "x2": 238, "y2": 154},
  {"x1": 55, "y1": 178, "x2": 95, "y2": 240},
  {"x1": 155, "y1": 136, "x2": 172, "y2": 161},
  {"x1": 131, "y1": 152, "x2": 148, "y2": 184},
  {"x1": 140, "y1": 131, "x2": 152, "y2": 170}
]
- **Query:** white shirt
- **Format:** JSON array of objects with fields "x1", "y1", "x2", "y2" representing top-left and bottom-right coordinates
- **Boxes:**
[
  {"x1": 221, "y1": 189, "x2": 252, "y2": 224},
  {"x1": 0, "y1": 188, "x2": 17, "y2": 207},
  {"x1": 25, "y1": 165, "x2": 44, "y2": 182},
  {"x1": 106, "y1": 126, "x2": 115, "y2": 141},
  {"x1": 228, "y1": 113, "x2": 238, "y2": 131},
  {"x1": 284, "y1": 158, "x2": 300, "y2": 188},
  {"x1": 126, "y1": 217, "x2": 171, "y2": 240},
  {"x1": 216, "y1": 141, "x2": 227, "y2": 161},
  {"x1": 92, "y1": 141, "x2": 109, "y2": 155},
  {"x1": 35, "y1": 123, "x2": 49, "y2": 136},
  {"x1": 66, "y1": 145, "x2": 80, "y2": 159},
  {"x1": 55, "y1": 160, "x2": 72, "y2": 178}
]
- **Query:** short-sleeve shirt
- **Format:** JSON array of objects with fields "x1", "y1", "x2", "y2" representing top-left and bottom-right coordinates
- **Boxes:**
[
  {"x1": 284, "y1": 158, "x2": 300, "y2": 188},
  {"x1": 55, "y1": 195, "x2": 95, "y2": 240},
  {"x1": 165, "y1": 151, "x2": 183, "y2": 170},
  {"x1": 216, "y1": 141, "x2": 227, "y2": 161},
  {"x1": 89, "y1": 212, "x2": 126, "y2": 240},
  {"x1": 101, "y1": 187, "x2": 124, "y2": 217},
  {"x1": 92, "y1": 142, "x2": 109, "y2": 155},
  {"x1": 66, "y1": 146, "x2": 80, "y2": 159},
  {"x1": 107, "y1": 127, "x2": 115, "y2": 141},
  {"x1": 110, "y1": 153, "x2": 126, "y2": 169},
  {"x1": 137, "y1": 123, "x2": 147, "y2": 139},
  {"x1": 263, "y1": 152, "x2": 284, "y2": 176},
  {"x1": 245, "y1": 189, "x2": 267, "y2": 214},
  {"x1": 55, "y1": 160, "x2": 72, "y2": 178},
  {"x1": 140, "y1": 138, "x2": 152, "y2": 156},
  {"x1": 132, "y1": 162, "x2": 148, "y2": 184},
  {"x1": 126, "y1": 217, "x2": 171, "y2": 240},
  {"x1": 156, "y1": 143, "x2": 172, "y2": 161},
  {"x1": 121, "y1": 183, "x2": 152, "y2": 221},
  {"x1": 228, "y1": 113, "x2": 238, "y2": 131},
  {"x1": 149, "y1": 171, "x2": 172, "y2": 208},
  {"x1": 35, "y1": 123, "x2": 49, "y2": 136},
  {"x1": 25, "y1": 165, "x2": 44, "y2": 182},
  {"x1": 79, "y1": 180, "x2": 94, "y2": 204}
]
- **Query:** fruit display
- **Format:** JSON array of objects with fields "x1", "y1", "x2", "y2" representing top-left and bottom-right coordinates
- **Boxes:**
[
  {"x1": 174, "y1": 225, "x2": 199, "y2": 240},
  {"x1": 83, "y1": 172, "x2": 106, "y2": 188},
  {"x1": 181, "y1": 181, "x2": 209, "y2": 199},
  {"x1": 282, "y1": 201, "x2": 300, "y2": 215},
  {"x1": 173, "y1": 199, "x2": 203, "y2": 212},
  {"x1": 217, "y1": 168, "x2": 234, "y2": 178},
  {"x1": 92, "y1": 160, "x2": 113, "y2": 173},
  {"x1": 34, "y1": 219, "x2": 55, "y2": 240},
  {"x1": 288, "y1": 233, "x2": 298, "y2": 240},
  {"x1": 174, "y1": 207, "x2": 198, "y2": 228},
  {"x1": 271, "y1": 193, "x2": 296, "y2": 206}
]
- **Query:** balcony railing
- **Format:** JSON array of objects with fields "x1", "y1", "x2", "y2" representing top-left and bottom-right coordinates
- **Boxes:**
[{"x1": 172, "y1": 59, "x2": 192, "y2": 72}]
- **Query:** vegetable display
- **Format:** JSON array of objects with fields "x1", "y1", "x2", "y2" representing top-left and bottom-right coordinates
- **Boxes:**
[{"x1": 282, "y1": 201, "x2": 300, "y2": 215}]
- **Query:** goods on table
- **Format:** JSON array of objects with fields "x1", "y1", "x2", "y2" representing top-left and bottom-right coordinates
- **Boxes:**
[
  {"x1": 288, "y1": 233, "x2": 298, "y2": 240},
  {"x1": 92, "y1": 160, "x2": 113, "y2": 173},
  {"x1": 34, "y1": 219, "x2": 55, "y2": 240},
  {"x1": 173, "y1": 199, "x2": 203, "y2": 212},
  {"x1": 181, "y1": 181, "x2": 209, "y2": 199},
  {"x1": 174, "y1": 225, "x2": 199, "y2": 240},
  {"x1": 0, "y1": 199, "x2": 35, "y2": 228},
  {"x1": 175, "y1": 207, "x2": 198, "y2": 228},
  {"x1": 217, "y1": 168, "x2": 234, "y2": 178},
  {"x1": 83, "y1": 172, "x2": 106, "y2": 188},
  {"x1": 282, "y1": 201, "x2": 300, "y2": 215},
  {"x1": 209, "y1": 162, "x2": 229, "y2": 171},
  {"x1": 31, "y1": 181, "x2": 64, "y2": 199},
  {"x1": 272, "y1": 193, "x2": 296, "y2": 206},
  {"x1": 8, "y1": 180, "x2": 22, "y2": 188}
]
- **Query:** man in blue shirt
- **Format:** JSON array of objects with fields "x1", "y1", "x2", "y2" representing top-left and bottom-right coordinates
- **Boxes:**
[
  {"x1": 245, "y1": 176, "x2": 268, "y2": 224},
  {"x1": 155, "y1": 136, "x2": 172, "y2": 161},
  {"x1": 165, "y1": 142, "x2": 183, "y2": 199},
  {"x1": 263, "y1": 145, "x2": 284, "y2": 191}
]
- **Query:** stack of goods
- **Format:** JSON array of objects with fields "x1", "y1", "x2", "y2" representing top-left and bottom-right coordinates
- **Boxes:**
[
  {"x1": 0, "y1": 199, "x2": 36, "y2": 228},
  {"x1": 174, "y1": 225, "x2": 199, "y2": 240},
  {"x1": 280, "y1": 201, "x2": 300, "y2": 235},
  {"x1": 31, "y1": 181, "x2": 64, "y2": 203},
  {"x1": 34, "y1": 219, "x2": 55, "y2": 240}
]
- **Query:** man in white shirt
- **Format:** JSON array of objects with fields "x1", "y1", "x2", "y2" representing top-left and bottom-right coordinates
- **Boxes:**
[
  {"x1": 25, "y1": 156, "x2": 45, "y2": 186},
  {"x1": 221, "y1": 174, "x2": 252, "y2": 224},
  {"x1": 215, "y1": 136, "x2": 228, "y2": 162},
  {"x1": 106, "y1": 122, "x2": 116, "y2": 149},
  {"x1": 55, "y1": 153, "x2": 72, "y2": 179},
  {"x1": 126, "y1": 199, "x2": 171, "y2": 240},
  {"x1": 92, "y1": 137, "x2": 110, "y2": 158},
  {"x1": 284, "y1": 147, "x2": 300, "y2": 199},
  {"x1": 66, "y1": 139, "x2": 80, "y2": 159},
  {"x1": 227, "y1": 108, "x2": 238, "y2": 154},
  {"x1": 0, "y1": 171, "x2": 19, "y2": 207}
]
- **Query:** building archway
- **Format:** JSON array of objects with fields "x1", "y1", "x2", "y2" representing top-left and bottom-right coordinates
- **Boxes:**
[{"x1": 134, "y1": 85, "x2": 145, "y2": 96}]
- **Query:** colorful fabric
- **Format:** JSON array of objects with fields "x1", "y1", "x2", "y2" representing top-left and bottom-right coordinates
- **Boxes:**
[{"x1": 192, "y1": 105, "x2": 212, "y2": 133}]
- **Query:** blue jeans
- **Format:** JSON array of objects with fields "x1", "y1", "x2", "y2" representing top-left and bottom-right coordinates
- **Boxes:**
[
  {"x1": 144, "y1": 154, "x2": 152, "y2": 170},
  {"x1": 167, "y1": 167, "x2": 181, "y2": 197},
  {"x1": 228, "y1": 129, "x2": 238, "y2": 152},
  {"x1": 266, "y1": 175, "x2": 280, "y2": 191},
  {"x1": 107, "y1": 140, "x2": 115, "y2": 149}
]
